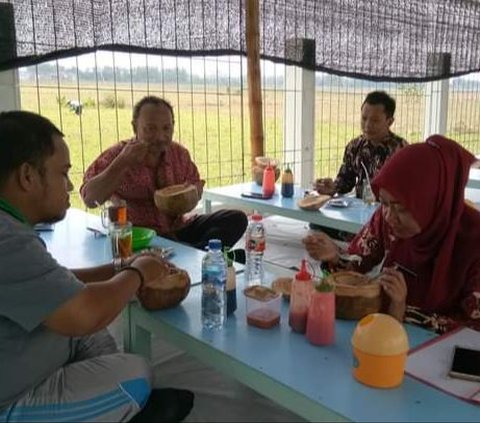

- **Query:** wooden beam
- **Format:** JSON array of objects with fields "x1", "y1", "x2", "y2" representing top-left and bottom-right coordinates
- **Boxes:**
[{"x1": 246, "y1": 0, "x2": 264, "y2": 167}]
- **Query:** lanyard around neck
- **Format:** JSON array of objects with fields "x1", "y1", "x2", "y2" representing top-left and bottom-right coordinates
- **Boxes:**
[{"x1": 0, "y1": 198, "x2": 29, "y2": 224}]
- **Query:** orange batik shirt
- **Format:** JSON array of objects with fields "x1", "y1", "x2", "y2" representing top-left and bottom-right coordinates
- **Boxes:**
[{"x1": 81, "y1": 138, "x2": 204, "y2": 236}]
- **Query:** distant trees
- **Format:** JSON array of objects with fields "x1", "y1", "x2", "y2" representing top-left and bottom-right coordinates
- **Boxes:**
[{"x1": 19, "y1": 61, "x2": 479, "y2": 92}]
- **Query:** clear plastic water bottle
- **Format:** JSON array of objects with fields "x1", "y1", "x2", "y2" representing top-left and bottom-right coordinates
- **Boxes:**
[
  {"x1": 201, "y1": 239, "x2": 227, "y2": 330},
  {"x1": 244, "y1": 214, "x2": 266, "y2": 286}
]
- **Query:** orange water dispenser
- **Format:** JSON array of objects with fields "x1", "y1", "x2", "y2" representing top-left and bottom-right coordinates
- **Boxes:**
[{"x1": 351, "y1": 313, "x2": 409, "y2": 388}]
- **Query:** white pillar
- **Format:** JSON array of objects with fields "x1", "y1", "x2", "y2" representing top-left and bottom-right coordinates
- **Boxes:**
[
  {"x1": 0, "y1": 69, "x2": 20, "y2": 112},
  {"x1": 0, "y1": 3, "x2": 20, "y2": 111},
  {"x1": 423, "y1": 78, "x2": 449, "y2": 139},
  {"x1": 283, "y1": 39, "x2": 316, "y2": 189},
  {"x1": 423, "y1": 53, "x2": 450, "y2": 139}
]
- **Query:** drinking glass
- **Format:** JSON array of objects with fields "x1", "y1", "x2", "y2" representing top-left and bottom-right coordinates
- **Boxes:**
[
  {"x1": 110, "y1": 221, "x2": 133, "y2": 259},
  {"x1": 101, "y1": 199, "x2": 127, "y2": 229},
  {"x1": 362, "y1": 180, "x2": 375, "y2": 206},
  {"x1": 306, "y1": 290, "x2": 335, "y2": 346}
]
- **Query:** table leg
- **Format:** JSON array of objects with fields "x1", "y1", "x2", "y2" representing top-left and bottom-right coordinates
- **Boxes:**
[
  {"x1": 122, "y1": 307, "x2": 131, "y2": 352},
  {"x1": 203, "y1": 198, "x2": 212, "y2": 214},
  {"x1": 124, "y1": 304, "x2": 153, "y2": 359},
  {"x1": 131, "y1": 325, "x2": 152, "y2": 360}
]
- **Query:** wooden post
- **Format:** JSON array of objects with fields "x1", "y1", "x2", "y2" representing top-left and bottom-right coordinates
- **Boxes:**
[{"x1": 246, "y1": 0, "x2": 264, "y2": 167}]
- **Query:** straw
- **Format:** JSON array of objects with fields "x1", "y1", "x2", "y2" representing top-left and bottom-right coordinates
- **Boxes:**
[{"x1": 360, "y1": 160, "x2": 371, "y2": 189}]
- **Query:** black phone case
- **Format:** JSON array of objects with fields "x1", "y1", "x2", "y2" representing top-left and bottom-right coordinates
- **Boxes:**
[
  {"x1": 448, "y1": 346, "x2": 480, "y2": 382},
  {"x1": 241, "y1": 192, "x2": 272, "y2": 200}
]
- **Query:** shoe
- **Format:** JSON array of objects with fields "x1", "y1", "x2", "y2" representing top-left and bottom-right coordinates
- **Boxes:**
[{"x1": 129, "y1": 388, "x2": 194, "y2": 422}]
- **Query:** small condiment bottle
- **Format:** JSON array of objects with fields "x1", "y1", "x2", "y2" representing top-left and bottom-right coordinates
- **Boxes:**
[
  {"x1": 225, "y1": 248, "x2": 237, "y2": 315},
  {"x1": 262, "y1": 162, "x2": 276, "y2": 198},
  {"x1": 281, "y1": 164, "x2": 294, "y2": 198},
  {"x1": 288, "y1": 259, "x2": 314, "y2": 333}
]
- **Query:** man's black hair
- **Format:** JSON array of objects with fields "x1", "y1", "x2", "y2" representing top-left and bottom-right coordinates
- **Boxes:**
[
  {"x1": 0, "y1": 111, "x2": 63, "y2": 188},
  {"x1": 132, "y1": 96, "x2": 175, "y2": 124},
  {"x1": 362, "y1": 91, "x2": 396, "y2": 119}
]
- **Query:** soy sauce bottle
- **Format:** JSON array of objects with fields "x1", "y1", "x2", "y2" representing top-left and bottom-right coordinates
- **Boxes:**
[
  {"x1": 281, "y1": 164, "x2": 294, "y2": 198},
  {"x1": 224, "y1": 248, "x2": 237, "y2": 315}
]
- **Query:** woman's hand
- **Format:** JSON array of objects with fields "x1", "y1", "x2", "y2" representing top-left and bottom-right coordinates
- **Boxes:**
[
  {"x1": 302, "y1": 232, "x2": 339, "y2": 262},
  {"x1": 378, "y1": 266, "x2": 407, "y2": 321}
]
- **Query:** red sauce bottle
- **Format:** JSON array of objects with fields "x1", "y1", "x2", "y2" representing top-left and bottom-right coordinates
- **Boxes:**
[
  {"x1": 262, "y1": 162, "x2": 276, "y2": 198},
  {"x1": 288, "y1": 259, "x2": 314, "y2": 333}
]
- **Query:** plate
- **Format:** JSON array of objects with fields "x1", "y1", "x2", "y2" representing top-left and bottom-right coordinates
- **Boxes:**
[
  {"x1": 327, "y1": 198, "x2": 350, "y2": 208},
  {"x1": 132, "y1": 226, "x2": 156, "y2": 251},
  {"x1": 297, "y1": 194, "x2": 331, "y2": 210}
]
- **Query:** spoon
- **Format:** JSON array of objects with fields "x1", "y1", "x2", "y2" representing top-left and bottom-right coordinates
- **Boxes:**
[{"x1": 367, "y1": 249, "x2": 389, "y2": 280}]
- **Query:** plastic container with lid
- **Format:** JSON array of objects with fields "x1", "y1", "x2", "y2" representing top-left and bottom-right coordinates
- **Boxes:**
[
  {"x1": 244, "y1": 285, "x2": 281, "y2": 329},
  {"x1": 351, "y1": 313, "x2": 409, "y2": 388},
  {"x1": 288, "y1": 259, "x2": 314, "y2": 333}
]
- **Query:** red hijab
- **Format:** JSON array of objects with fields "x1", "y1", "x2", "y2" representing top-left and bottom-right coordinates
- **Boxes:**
[{"x1": 371, "y1": 135, "x2": 480, "y2": 313}]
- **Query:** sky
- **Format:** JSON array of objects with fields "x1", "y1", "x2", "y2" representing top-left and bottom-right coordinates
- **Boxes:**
[
  {"x1": 40, "y1": 50, "x2": 480, "y2": 83},
  {"x1": 57, "y1": 50, "x2": 285, "y2": 78}
]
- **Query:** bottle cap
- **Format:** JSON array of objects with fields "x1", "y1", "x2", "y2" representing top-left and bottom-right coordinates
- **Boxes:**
[
  {"x1": 208, "y1": 239, "x2": 222, "y2": 250},
  {"x1": 251, "y1": 214, "x2": 263, "y2": 221},
  {"x1": 295, "y1": 259, "x2": 311, "y2": 281}
]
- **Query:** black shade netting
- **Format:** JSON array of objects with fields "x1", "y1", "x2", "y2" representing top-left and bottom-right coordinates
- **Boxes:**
[{"x1": 1, "y1": 0, "x2": 480, "y2": 81}]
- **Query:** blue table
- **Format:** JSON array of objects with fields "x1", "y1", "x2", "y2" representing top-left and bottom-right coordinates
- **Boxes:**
[
  {"x1": 125, "y1": 269, "x2": 480, "y2": 422},
  {"x1": 39, "y1": 208, "x2": 480, "y2": 421},
  {"x1": 38, "y1": 208, "x2": 206, "y2": 284},
  {"x1": 467, "y1": 168, "x2": 480, "y2": 189},
  {"x1": 203, "y1": 183, "x2": 376, "y2": 233}
]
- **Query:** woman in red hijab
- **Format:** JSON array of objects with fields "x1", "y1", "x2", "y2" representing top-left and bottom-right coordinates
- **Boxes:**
[{"x1": 304, "y1": 135, "x2": 480, "y2": 333}]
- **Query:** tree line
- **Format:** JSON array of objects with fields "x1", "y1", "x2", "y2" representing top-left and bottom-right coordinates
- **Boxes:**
[{"x1": 19, "y1": 62, "x2": 478, "y2": 91}]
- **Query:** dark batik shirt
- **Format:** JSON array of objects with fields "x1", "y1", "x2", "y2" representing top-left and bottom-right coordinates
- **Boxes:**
[{"x1": 335, "y1": 132, "x2": 408, "y2": 197}]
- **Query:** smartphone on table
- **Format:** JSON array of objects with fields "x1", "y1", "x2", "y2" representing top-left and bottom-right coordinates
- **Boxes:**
[
  {"x1": 241, "y1": 192, "x2": 272, "y2": 200},
  {"x1": 448, "y1": 345, "x2": 480, "y2": 382}
]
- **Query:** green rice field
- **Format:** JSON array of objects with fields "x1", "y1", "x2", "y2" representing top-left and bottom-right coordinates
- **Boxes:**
[{"x1": 19, "y1": 83, "x2": 480, "y2": 210}]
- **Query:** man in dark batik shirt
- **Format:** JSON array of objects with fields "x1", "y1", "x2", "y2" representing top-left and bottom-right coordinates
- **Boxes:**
[
  {"x1": 312, "y1": 91, "x2": 407, "y2": 241},
  {"x1": 316, "y1": 91, "x2": 408, "y2": 199}
]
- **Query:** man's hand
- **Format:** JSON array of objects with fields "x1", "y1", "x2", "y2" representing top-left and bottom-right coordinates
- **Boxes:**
[
  {"x1": 116, "y1": 140, "x2": 149, "y2": 167},
  {"x1": 130, "y1": 255, "x2": 169, "y2": 288},
  {"x1": 315, "y1": 178, "x2": 336, "y2": 195},
  {"x1": 302, "y1": 232, "x2": 339, "y2": 262}
]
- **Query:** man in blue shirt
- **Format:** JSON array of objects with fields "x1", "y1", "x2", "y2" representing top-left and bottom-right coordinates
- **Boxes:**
[{"x1": 0, "y1": 111, "x2": 193, "y2": 422}]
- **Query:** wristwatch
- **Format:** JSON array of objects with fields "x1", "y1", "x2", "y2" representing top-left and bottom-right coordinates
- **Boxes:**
[{"x1": 113, "y1": 257, "x2": 124, "y2": 273}]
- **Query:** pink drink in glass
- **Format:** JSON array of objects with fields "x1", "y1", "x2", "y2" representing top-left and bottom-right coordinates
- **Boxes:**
[{"x1": 306, "y1": 291, "x2": 335, "y2": 346}]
